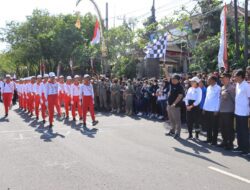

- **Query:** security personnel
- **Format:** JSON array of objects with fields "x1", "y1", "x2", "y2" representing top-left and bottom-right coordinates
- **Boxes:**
[
  {"x1": 98, "y1": 76, "x2": 108, "y2": 111},
  {"x1": 110, "y1": 78, "x2": 121, "y2": 113},
  {"x1": 124, "y1": 79, "x2": 134, "y2": 116}
]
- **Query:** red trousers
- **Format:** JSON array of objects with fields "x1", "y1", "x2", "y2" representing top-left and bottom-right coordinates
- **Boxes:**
[
  {"x1": 18, "y1": 94, "x2": 23, "y2": 108},
  {"x1": 3, "y1": 93, "x2": 13, "y2": 115},
  {"x1": 72, "y1": 96, "x2": 82, "y2": 119},
  {"x1": 27, "y1": 93, "x2": 35, "y2": 114},
  {"x1": 23, "y1": 93, "x2": 27, "y2": 111},
  {"x1": 35, "y1": 94, "x2": 40, "y2": 118},
  {"x1": 82, "y1": 96, "x2": 95, "y2": 123},
  {"x1": 58, "y1": 92, "x2": 64, "y2": 107},
  {"x1": 41, "y1": 93, "x2": 47, "y2": 120},
  {"x1": 48, "y1": 94, "x2": 59, "y2": 125},
  {"x1": 64, "y1": 95, "x2": 71, "y2": 117}
]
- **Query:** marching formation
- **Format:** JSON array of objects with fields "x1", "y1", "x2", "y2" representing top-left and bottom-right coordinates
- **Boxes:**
[{"x1": 0, "y1": 72, "x2": 98, "y2": 129}]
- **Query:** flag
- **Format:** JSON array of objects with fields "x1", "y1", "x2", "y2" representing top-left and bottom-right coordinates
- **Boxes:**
[
  {"x1": 75, "y1": 17, "x2": 81, "y2": 29},
  {"x1": 76, "y1": 0, "x2": 82, "y2": 6},
  {"x1": 144, "y1": 33, "x2": 168, "y2": 59},
  {"x1": 91, "y1": 19, "x2": 101, "y2": 45},
  {"x1": 218, "y1": 4, "x2": 228, "y2": 71}
]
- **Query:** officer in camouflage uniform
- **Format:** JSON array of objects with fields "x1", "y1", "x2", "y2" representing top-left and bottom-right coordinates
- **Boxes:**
[
  {"x1": 111, "y1": 78, "x2": 121, "y2": 113},
  {"x1": 124, "y1": 79, "x2": 135, "y2": 116},
  {"x1": 98, "y1": 77, "x2": 108, "y2": 111}
]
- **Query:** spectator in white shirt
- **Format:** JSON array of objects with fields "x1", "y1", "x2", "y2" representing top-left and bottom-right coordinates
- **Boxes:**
[
  {"x1": 233, "y1": 69, "x2": 250, "y2": 155},
  {"x1": 185, "y1": 76, "x2": 202, "y2": 139},
  {"x1": 203, "y1": 76, "x2": 221, "y2": 145}
]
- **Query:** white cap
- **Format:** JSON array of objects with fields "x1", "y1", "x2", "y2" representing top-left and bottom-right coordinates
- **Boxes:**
[
  {"x1": 43, "y1": 74, "x2": 49, "y2": 78},
  {"x1": 59, "y1": 75, "x2": 64, "y2": 78},
  {"x1": 66, "y1": 76, "x2": 72, "y2": 80},
  {"x1": 6, "y1": 74, "x2": 11, "y2": 78},
  {"x1": 37, "y1": 75, "x2": 42, "y2": 78},
  {"x1": 84, "y1": 74, "x2": 90, "y2": 78},
  {"x1": 189, "y1": 76, "x2": 201, "y2": 83},
  {"x1": 49, "y1": 72, "x2": 56, "y2": 77},
  {"x1": 74, "y1": 75, "x2": 80, "y2": 79}
]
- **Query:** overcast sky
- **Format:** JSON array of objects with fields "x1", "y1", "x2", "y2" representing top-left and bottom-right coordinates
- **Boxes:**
[{"x1": 0, "y1": 0, "x2": 243, "y2": 51}]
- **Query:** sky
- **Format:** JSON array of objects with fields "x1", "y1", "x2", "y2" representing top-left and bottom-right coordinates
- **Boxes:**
[{"x1": 0, "y1": 0, "x2": 244, "y2": 51}]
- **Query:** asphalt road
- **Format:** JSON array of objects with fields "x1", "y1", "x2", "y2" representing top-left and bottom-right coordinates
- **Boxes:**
[{"x1": 0, "y1": 105, "x2": 249, "y2": 190}]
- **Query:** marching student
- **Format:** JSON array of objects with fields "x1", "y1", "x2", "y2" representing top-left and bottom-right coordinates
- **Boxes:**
[
  {"x1": 64, "y1": 76, "x2": 72, "y2": 119},
  {"x1": 27, "y1": 76, "x2": 36, "y2": 117},
  {"x1": 80, "y1": 74, "x2": 98, "y2": 127},
  {"x1": 1, "y1": 74, "x2": 15, "y2": 117},
  {"x1": 71, "y1": 75, "x2": 83, "y2": 121},
  {"x1": 34, "y1": 75, "x2": 42, "y2": 120},
  {"x1": 40, "y1": 74, "x2": 49, "y2": 124},
  {"x1": 45, "y1": 72, "x2": 61, "y2": 128},
  {"x1": 185, "y1": 76, "x2": 202, "y2": 139},
  {"x1": 58, "y1": 75, "x2": 65, "y2": 108}
]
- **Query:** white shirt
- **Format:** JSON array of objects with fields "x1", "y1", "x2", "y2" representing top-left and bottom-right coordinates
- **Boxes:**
[
  {"x1": 203, "y1": 84, "x2": 221, "y2": 112},
  {"x1": 80, "y1": 84, "x2": 94, "y2": 99},
  {"x1": 58, "y1": 83, "x2": 65, "y2": 93},
  {"x1": 34, "y1": 83, "x2": 42, "y2": 95},
  {"x1": 235, "y1": 80, "x2": 250, "y2": 116},
  {"x1": 64, "y1": 83, "x2": 71, "y2": 96},
  {"x1": 45, "y1": 82, "x2": 58, "y2": 99},
  {"x1": 185, "y1": 87, "x2": 202, "y2": 106},
  {"x1": 1, "y1": 81, "x2": 14, "y2": 94},
  {"x1": 156, "y1": 88, "x2": 167, "y2": 101},
  {"x1": 71, "y1": 83, "x2": 81, "y2": 97}
]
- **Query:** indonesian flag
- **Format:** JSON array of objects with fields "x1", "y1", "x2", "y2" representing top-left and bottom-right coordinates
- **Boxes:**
[
  {"x1": 218, "y1": 4, "x2": 228, "y2": 71},
  {"x1": 91, "y1": 19, "x2": 101, "y2": 45}
]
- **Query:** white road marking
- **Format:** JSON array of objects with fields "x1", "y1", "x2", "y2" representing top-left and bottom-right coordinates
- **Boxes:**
[
  {"x1": 19, "y1": 133, "x2": 24, "y2": 140},
  {"x1": 208, "y1": 166, "x2": 250, "y2": 184}
]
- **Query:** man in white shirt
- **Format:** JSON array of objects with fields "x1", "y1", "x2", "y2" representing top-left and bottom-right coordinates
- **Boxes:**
[
  {"x1": 203, "y1": 75, "x2": 221, "y2": 145},
  {"x1": 71, "y1": 75, "x2": 83, "y2": 121},
  {"x1": 28, "y1": 76, "x2": 36, "y2": 117},
  {"x1": 80, "y1": 74, "x2": 98, "y2": 127},
  {"x1": 58, "y1": 75, "x2": 65, "y2": 108},
  {"x1": 1, "y1": 74, "x2": 15, "y2": 117},
  {"x1": 234, "y1": 69, "x2": 250, "y2": 155}
]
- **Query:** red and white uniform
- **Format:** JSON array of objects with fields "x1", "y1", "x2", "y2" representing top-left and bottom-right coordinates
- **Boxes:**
[
  {"x1": 40, "y1": 81, "x2": 48, "y2": 121},
  {"x1": 80, "y1": 82, "x2": 95, "y2": 124},
  {"x1": 45, "y1": 81, "x2": 61, "y2": 125},
  {"x1": 64, "y1": 82, "x2": 71, "y2": 117},
  {"x1": 1, "y1": 81, "x2": 14, "y2": 115},
  {"x1": 71, "y1": 82, "x2": 83, "y2": 119},
  {"x1": 27, "y1": 81, "x2": 35, "y2": 114},
  {"x1": 34, "y1": 82, "x2": 42, "y2": 118},
  {"x1": 58, "y1": 82, "x2": 65, "y2": 107}
]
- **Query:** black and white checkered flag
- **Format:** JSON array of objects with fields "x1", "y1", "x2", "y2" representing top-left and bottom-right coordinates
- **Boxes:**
[{"x1": 144, "y1": 33, "x2": 168, "y2": 59}]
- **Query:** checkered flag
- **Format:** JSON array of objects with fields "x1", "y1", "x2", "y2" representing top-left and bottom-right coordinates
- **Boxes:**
[{"x1": 144, "y1": 33, "x2": 168, "y2": 59}]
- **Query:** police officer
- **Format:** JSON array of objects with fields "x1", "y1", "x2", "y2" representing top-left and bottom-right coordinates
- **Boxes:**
[
  {"x1": 111, "y1": 78, "x2": 121, "y2": 113},
  {"x1": 124, "y1": 79, "x2": 134, "y2": 116}
]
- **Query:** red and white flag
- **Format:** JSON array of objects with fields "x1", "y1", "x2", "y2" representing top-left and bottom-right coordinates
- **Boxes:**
[
  {"x1": 91, "y1": 19, "x2": 101, "y2": 45},
  {"x1": 218, "y1": 4, "x2": 228, "y2": 71}
]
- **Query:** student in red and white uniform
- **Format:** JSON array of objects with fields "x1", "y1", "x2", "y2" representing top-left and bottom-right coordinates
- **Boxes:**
[
  {"x1": 23, "y1": 78, "x2": 28, "y2": 112},
  {"x1": 64, "y1": 76, "x2": 72, "y2": 119},
  {"x1": 58, "y1": 75, "x2": 65, "y2": 108},
  {"x1": 34, "y1": 75, "x2": 42, "y2": 120},
  {"x1": 80, "y1": 74, "x2": 98, "y2": 127},
  {"x1": 71, "y1": 75, "x2": 83, "y2": 121},
  {"x1": 40, "y1": 74, "x2": 49, "y2": 124},
  {"x1": 1, "y1": 74, "x2": 15, "y2": 117},
  {"x1": 27, "y1": 76, "x2": 36, "y2": 117},
  {"x1": 16, "y1": 79, "x2": 22, "y2": 109},
  {"x1": 45, "y1": 72, "x2": 61, "y2": 128}
]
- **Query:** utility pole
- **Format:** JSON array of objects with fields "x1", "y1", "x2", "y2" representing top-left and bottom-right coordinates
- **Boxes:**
[
  {"x1": 105, "y1": 2, "x2": 108, "y2": 29},
  {"x1": 244, "y1": 0, "x2": 249, "y2": 68},
  {"x1": 234, "y1": 0, "x2": 240, "y2": 61}
]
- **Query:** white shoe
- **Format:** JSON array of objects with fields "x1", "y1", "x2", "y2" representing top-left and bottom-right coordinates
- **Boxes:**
[{"x1": 137, "y1": 112, "x2": 143, "y2": 116}]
